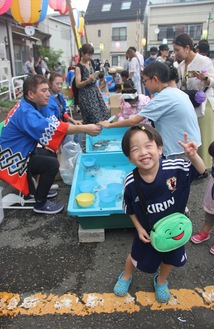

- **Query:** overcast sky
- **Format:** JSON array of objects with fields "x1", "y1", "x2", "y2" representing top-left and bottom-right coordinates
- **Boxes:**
[
  {"x1": 48, "y1": 0, "x2": 90, "y2": 13},
  {"x1": 73, "y1": 0, "x2": 89, "y2": 12}
]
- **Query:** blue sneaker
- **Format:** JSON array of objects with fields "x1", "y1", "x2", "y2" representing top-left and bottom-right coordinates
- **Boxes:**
[{"x1": 33, "y1": 200, "x2": 64, "y2": 214}]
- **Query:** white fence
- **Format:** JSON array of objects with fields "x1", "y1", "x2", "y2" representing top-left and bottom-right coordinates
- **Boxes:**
[
  {"x1": 0, "y1": 75, "x2": 28, "y2": 101},
  {"x1": 0, "y1": 79, "x2": 12, "y2": 101},
  {"x1": 11, "y1": 75, "x2": 28, "y2": 100}
]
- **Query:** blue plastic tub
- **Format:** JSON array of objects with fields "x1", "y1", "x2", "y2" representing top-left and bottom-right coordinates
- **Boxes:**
[
  {"x1": 67, "y1": 152, "x2": 135, "y2": 218},
  {"x1": 85, "y1": 127, "x2": 129, "y2": 153}
]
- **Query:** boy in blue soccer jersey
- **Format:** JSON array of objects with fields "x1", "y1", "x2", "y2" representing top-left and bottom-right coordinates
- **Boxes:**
[{"x1": 114, "y1": 124, "x2": 205, "y2": 303}]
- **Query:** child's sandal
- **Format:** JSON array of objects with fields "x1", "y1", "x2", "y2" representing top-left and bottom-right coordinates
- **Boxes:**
[
  {"x1": 113, "y1": 272, "x2": 132, "y2": 297},
  {"x1": 153, "y1": 274, "x2": 170, "y2": 303}
]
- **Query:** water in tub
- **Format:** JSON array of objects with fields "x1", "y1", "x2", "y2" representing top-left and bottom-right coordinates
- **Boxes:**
[{"x1": 82, "y1": 167, "x2": 126, "y2": 207}]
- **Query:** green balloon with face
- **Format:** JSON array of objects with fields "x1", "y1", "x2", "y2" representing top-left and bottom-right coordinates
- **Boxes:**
[{"x1": 150, "y1": 212, "x2": 192, "y2": 252}]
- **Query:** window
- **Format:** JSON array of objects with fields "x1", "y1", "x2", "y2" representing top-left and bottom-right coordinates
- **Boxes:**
[
  {"x1": 187, "y1": 25, "x2": 202, "y2": 39},
  {"x1": 112, "y1": 56, "x2": 119, "y2": 66},
  {"x1": 101, "y1": 3, "x2": 112, "y2": 12},
  {"x1": 112, "y1": 27, "x2": 127, "y2": 41},
  {"x1": 98, "y1": 30, "x2": 101, "y2": 37},
  {"x1": 121, "y1": 1, "x2": 131, "y2": 10},
  {"x1": 14, "y1": 44, "x2": 28, "y2": 75},
  {"x1": 158, "y1": 24, "x2": 202, "y2": 41}
]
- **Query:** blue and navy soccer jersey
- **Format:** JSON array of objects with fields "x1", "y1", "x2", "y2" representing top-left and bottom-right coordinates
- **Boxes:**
[{"x1": 123, "y1": 158, "x2": 199, "y2": 232}]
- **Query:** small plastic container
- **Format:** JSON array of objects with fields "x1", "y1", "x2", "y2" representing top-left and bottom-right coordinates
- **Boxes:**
[
  {"x1": 0, "y1": 186, "x2": 4, "y2": 223},
  {"x1": 82, "y1": 156, "x2": 96, "y2": 168},
  {"x1": 78, "y1": 180, "x2": 95, "y2": 193},
  {"x1": 76, "y1": 193, "x2": 95, "y2": 207},
  {"x1": 107, "y1": 183, "x2": 123, "y2": 196},
  {"x1": 99, "y1": 189, "x2": 116, "y2": 203}
]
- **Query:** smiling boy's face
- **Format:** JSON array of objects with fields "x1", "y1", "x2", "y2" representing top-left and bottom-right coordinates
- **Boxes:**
[{"x1": 128, "y1": 130, "x2": 162, "y2": 173}]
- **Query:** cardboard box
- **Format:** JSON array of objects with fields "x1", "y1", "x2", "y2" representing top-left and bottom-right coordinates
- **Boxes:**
[
  {"x1": 109, "y1": 93, "x2": 121, "y2": 108},
  {"x1": 110, "y1": 107, "x2": 121, "y2": 121}
]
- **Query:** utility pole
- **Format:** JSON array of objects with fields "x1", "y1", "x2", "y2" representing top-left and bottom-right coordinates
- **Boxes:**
[
  {"x1": 207, "y1": 11, "x2": 212, "y2": 40},
  {"x1": 66, "y1": 0, "x2": 82, "y2": 50}
]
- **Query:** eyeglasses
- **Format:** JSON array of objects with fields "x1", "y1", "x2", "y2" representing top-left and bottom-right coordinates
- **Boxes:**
[{"x1": 142, "y1": 77, "x2": 152, "y2": 85}]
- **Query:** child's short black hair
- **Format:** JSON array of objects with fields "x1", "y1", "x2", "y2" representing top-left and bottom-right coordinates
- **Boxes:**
[
  {"x1": 98, "y1": 72, "x2": 104, "y2": 79},
  {"x1": 143, "y1": 61, "x2": 170, "y2": 83},
  {"x1": 164, "y1": 60, "x2": 179, "y2": 83},
  {"x1": 122, "y1": 124, "x2": 163, "y2": 157},
  {"x1": 123, "y1": 80, "x2": 134, "y2": 89},
  {"x1": 115, "y1": 83, "x2": 122, "y2": 91},
  {"x1": 208, "y1": 141, "x2": 214, "y2": 157},
  {"x1": 121, "y1": 70, "x2": 129, "y2": 78}
]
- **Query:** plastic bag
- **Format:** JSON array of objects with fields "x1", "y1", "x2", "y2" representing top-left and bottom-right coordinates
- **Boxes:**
[{"x1": 59, "y1": 141, "x2": 82, "y2": 185}]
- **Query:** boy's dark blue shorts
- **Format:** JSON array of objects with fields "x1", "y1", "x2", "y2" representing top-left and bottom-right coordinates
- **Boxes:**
[{"x1": 131, "y1": 240, "x2": 187, "y2": 273}]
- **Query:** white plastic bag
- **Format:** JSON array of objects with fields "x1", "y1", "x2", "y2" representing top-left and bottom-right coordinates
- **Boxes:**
[{"x1": 59, "y1": 141, "x2": 82, "y2": 185}]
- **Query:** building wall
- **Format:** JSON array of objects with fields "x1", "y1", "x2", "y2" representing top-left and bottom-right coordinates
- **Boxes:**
[
  {"x1": 0, "y1": 13, "x2": 75, "y2": 79},
  {"x1": 86, "y1": 20, "x2": 145, "y2": 67},
  {"x1": 147, "y1": 2, "x2": 214, "y2": 52},
  {"x1": 39, "y1": 17, "x2": 73, "y2": 70}
]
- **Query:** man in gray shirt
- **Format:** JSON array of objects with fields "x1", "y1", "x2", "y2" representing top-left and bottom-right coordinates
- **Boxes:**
[{"x1": 23, "y1": 56, "x2": 36, "y2": 76}]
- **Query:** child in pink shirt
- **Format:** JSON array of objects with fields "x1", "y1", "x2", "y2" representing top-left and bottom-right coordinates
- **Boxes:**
[{"x1": 191, "y1": 141, "x2": 214, "y2": 254}]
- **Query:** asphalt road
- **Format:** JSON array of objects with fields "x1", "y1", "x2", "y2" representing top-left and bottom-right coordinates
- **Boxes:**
[
  {"x1": 0, "y1": 171, "x2": 213, "y2": 329},
  {"x1": 0, "y1": 108, "x2": 213, "y2": 328}
]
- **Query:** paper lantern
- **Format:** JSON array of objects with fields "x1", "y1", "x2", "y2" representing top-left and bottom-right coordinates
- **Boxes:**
[
  {"x1": 141, "y1": 38, "x2": 146, "y2": 47},
  {"x1": 78, "y1": 17, "x2": 84, "y2": 36},
  {"x1": 99, "y1": 43, "x2": 104, "y2": 51},
  {"x1": 0, "y1": 0, "x2": 13, "y2": 15},
  {"x1": 115, "y1": 42, "x2": 120, "y2": 50},
  {"x1": 58, "y1": 4, "x2": 68, "y2": 15},
  {"x1": 38, "y1": 0, "x2": 49, "y2": 22},
  {"x1": 11, "y1": 0, "x2": 49, "y2": 25},
  {"x1": 49, "y1": 0, "x2": 68, "y2": 15}
]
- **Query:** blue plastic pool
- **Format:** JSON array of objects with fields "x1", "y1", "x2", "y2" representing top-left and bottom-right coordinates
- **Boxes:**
[
  {"x1": 67, "y1": 152, "x2": 135, "y2": 217},
  {"x1": 86, "y1": 127, "x2": 129, "y2": 153}
]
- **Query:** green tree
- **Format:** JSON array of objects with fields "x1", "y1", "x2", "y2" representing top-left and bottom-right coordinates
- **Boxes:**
[{"x1": 38, "y1": 46, "x2": 64, "y2": 72}]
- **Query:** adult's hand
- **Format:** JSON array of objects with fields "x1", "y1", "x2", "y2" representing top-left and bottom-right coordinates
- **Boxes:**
[
  {"x1": 67, "y1": 123, "x2": 102, "y2": 136},
  {"x1": 72, "y1": 119, "x2": 82, "y2": 125},
  {"x1": 85, "y1": 124, "x2": 102, "y2": 136},
  {"x1": 98, "y1": 120, "x2": 111, "y2": 128}
]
